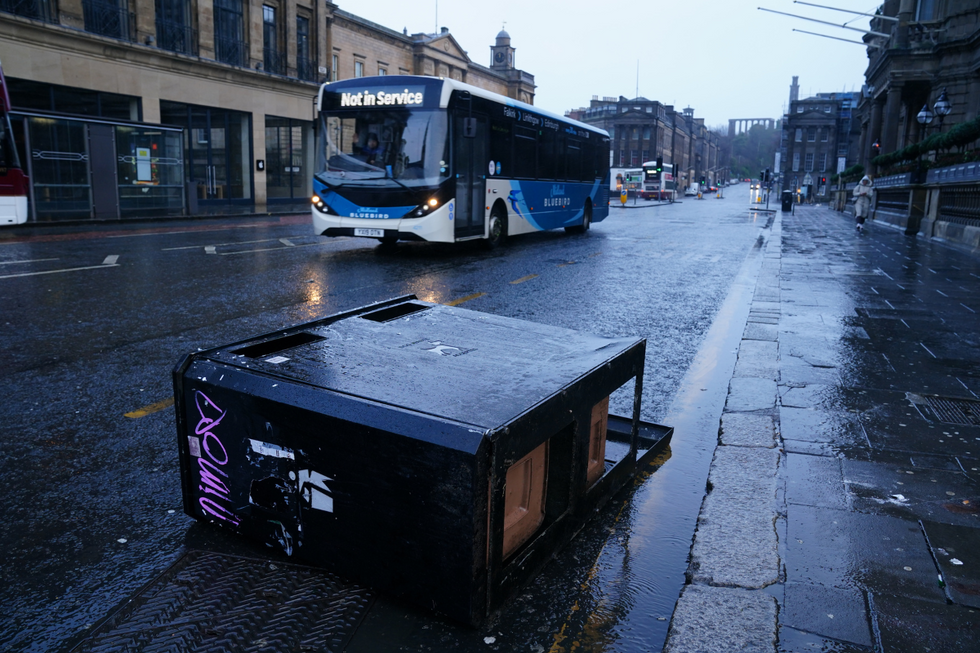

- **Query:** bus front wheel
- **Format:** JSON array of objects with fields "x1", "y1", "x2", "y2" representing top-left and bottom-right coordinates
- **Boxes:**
[{"x1": 486, "y1": 208, "x2": 507, "y2": 248}]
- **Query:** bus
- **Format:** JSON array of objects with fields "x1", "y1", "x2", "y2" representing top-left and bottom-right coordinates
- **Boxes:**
[
  {"x1": 312, "y1": 76, "x2": 610, "y2": 247},
  {"x1": 0, "y1": 59, "x2": 28, "y2": 226},
  {"x1": 640, "y1": 161, "x2": 675, "y2": 201}
]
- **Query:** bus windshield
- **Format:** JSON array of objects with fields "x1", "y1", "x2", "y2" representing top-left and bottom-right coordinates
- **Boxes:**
[{"x1": 316, "y1": 109, "x2": 449, "y2": 188}]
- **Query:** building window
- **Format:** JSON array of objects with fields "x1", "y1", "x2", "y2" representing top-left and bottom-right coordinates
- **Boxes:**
[
  {"x1": 82, "y1": 0, "x2": 133, "y2": 41},
  {"x1": 642, "y1": 127, "x2": 651, "y2": 140},
  {"x1": 821, "y1": 128, "x2": 829, "y2": 142},
  {"x1": 8, "y1": 78, "x2": 141, "y2": 120},
  {"x1": 807, "y1": 128, "x2": 816, "y2": 142},
  {"x1": 796, "y1": 106, "x2": 803, "y2": 113},
  {"x1": 805, "y1": 152, "x2": 814, "y2": 171},
  {"x1": 265, "y1": 115, "x2": 312, "y2": 201},
  {"x1": 214, "y1": 0, "x2": 246, "y2": 67},
  {"x1": 296, "y1": 15, "x2": 314, "y2": 81},
  {"x1": 378, "y1": 66, "x2": 387, "y2": 75},
  {"x1": 824, "y1": 106, "x2": 832, "y2": 113},
  {"x1": 820, "y1": 152, "x2": 827, "y2": 171},
  {"x1": 795, "y1": 128, "x2": 802, "y2": 142},
  {"x1": 792, "y1": 152, "x2": 800, "y2": 172},
  {"x1": 354, "y1": 60, "x2": 364, "y2": 77},
  {"x1": 916, "y1": 0, "x2": 935, "y2": 21},
  {"x1": 837, "y1": 143, "x2": 848, "y2": 156},
  {"x1": 155, "y1": 0, "x2": 195, "y2": 55},
  {"x1": 332, "y1": 54, "x2": 339, "y2": 80},
  {"x1": 1, "y1": 0, "x2": 57, "y2": 21},
  {"x1": 262, "y1": 5, "x2": 282, "y2": 75}
]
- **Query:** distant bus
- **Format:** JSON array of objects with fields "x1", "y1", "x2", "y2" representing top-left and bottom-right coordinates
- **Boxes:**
[
  {"x1": 640, "y1": 161, "x2": 675, "y2": 201},
  {"x1": 0, "y1": 59, "x2": 28, "y2": 226},
  {"x1": 312, "y1": 76, "x2": 610, "y2": 247}
]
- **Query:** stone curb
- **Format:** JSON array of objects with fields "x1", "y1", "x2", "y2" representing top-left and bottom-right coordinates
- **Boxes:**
[{"x1": 664, "y1": 213, "x2": 784, "y2": 652}]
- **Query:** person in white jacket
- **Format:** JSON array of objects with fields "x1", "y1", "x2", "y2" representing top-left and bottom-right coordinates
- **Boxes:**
[{"x1": 852, "y1": 175, "x2": 874, "y2": 232}]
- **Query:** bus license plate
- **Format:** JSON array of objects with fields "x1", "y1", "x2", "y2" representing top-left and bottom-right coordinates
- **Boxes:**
[{"x1": 354, "y1": 228, "x2": 384, "y2": 237}]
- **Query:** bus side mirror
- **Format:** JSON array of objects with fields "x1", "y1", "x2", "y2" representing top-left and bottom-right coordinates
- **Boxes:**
[{"x1": 463, "y1": 117, "x2": 477, "y2": 138}]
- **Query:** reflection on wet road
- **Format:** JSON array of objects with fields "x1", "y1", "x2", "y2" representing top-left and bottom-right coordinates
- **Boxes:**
[{"x1": 0, "y1": 201, "x2": 770, "y2": 651}]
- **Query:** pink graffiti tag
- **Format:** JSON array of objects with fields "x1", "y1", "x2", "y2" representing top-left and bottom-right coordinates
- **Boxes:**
[{"x1": 193, "y1": 390, "x2": 239, "y2": 526}]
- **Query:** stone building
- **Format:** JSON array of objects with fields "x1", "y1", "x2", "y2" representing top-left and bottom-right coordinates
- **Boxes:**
[
  {"x1": 568, "y1": 97, "x2": 726, "y2": 191},
  {"x1": 0, "y1": 0, "x2": 534, "y2": 221},
  {"x1": 854, "y1": 0, "x2": 980, "y2": 251},
  {"x1": 859, "y1": 0, "x2": 980, "y2": 167},
  {"x1": 779, "y1": 82, "x2": 861, "y2": 199}
]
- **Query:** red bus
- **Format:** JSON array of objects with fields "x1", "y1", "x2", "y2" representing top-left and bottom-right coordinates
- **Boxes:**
[{"x1": 0, "y1": 59, "x2": 28, "y2": 225}]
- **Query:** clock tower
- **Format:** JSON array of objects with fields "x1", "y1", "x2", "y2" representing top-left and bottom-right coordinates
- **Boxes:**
[{"x1": 490, "y1": 28, "x2": 515, "y2": 70}]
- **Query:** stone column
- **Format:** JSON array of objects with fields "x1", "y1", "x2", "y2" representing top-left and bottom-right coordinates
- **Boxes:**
[
  {"x1": 881, "y1": 86, "x2": 902, "y2": 154},
  {"x1": 286, "y1": 0, "x2": 297, "y2": 77},
  {"x1": 254, "y1": 116, "x2": 266, "y2": 211},
  {"x1": 135, "y1": 0, "x2": 156, "y2": 47},
  {"x1": 249, "y1": 0, "x2": 263, "y2": 70},
  {"x1": 198, "y1": 0, "x2": 215, "y2": 60},
  {"x1": 58, "y1": 0, "x2": 84, "y2": 30}
]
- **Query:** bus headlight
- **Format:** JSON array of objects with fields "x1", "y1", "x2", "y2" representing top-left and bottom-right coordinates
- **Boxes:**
[
  {"x1": 413, "y1": 197, "x2": 440, "y2": 217},
  {"x1": 312, "y1": 195, "x2": 334, "y2": 214}
]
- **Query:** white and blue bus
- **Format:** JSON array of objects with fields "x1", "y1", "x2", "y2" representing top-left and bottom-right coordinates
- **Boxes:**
[{"x1": 312, "y1": 76, "x2": 610, "y2": 247}]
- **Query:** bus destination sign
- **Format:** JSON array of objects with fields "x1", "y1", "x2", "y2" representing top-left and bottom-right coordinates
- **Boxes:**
[{"x1": 340, "y1": 88, "x2": 425, "y2": 107}]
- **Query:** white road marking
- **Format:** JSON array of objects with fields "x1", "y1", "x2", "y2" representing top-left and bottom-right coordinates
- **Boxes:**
[
  {"x1": 103, "y1": 255, "x2": 119, "y2": 265},
  {"x1": 205, "y1": 245, "x2": 216, "y2": 254},
  {"x1": 0, "y1": 258, "x2": 59, "y2": 266},
  {"x1": 279, "y1": 238, "x2": 296, "y2": 246},
  {"x1": 0, "y1": 263, "x2": 120, "y2": 280}
]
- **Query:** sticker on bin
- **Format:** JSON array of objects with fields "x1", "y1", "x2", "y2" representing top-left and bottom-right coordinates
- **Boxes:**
[
  {"x1": 265, "y1": 356, "x2": 290, "y2": 364},
  {"x1": 249, "y1": 438, "x2": 295, "y2": 460},
  {"x1": 354, "y1": 228, "x2": 384, "y2": 237}
]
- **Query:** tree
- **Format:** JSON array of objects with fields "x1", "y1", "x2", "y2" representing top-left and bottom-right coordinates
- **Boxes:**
[{"x1": 729, "y1": 124, "x2": 779, "y2": 179}]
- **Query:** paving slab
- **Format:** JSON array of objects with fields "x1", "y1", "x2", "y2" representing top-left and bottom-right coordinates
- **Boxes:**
[
  {"x1": 734, "y1": 340, "x2": 779, "y2": 379},
  {"x1": 743, "y1": 322, "x2": 778, "y2": 341},
  {"x1": 782, "y1": 582, "x2": 872, "y2": 647},
  {"x1": 689, "y1": 446, "x2": 780, "y2": 589},
  {"x1": 785, "y1": 452, "x2": 848, "y2": 510},
  {"x1": 664, "y1": 585, "x2": 776, "y2": 653},
  {"x1": 726, "y1": 377, "x2": 777, "y2": 412},
  {"x1": 720, "y1": 412, "x2": 777, "y2": 448}
]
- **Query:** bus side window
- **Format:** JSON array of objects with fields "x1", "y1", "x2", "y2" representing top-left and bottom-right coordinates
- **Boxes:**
[
  {"x1": 539, "y1": 128, "x2": 556, "y2": 180},
  {"x1": 566, "y1": 141, "x2": 581, "y2": 182},
  {"x1": 513, "y1": 126, "x2": 536, "y2": 179},
  {"x1": 490, "y1": 120, "x2": 511, "y2": 176},
  {"x1": 555, "y1": 135, "x2": 565, "y2": 181},
  {"x1": 581, "y1": 140, "x2": 596, "y2": 182}
]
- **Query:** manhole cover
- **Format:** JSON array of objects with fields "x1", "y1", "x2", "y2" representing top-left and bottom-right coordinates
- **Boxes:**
[
  {"x1": 71, "y1": 550, "x2": 374, "y2": 652},
  {"x1": 910, "y1": 394, "x2": 980, "y2": 426}
]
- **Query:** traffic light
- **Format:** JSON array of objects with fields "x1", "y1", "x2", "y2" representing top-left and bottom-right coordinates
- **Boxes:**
[
  {"x1": 820, "y1": 176, "x2": 826, "y2": 184},
  {"x1": 700, "y1": 176, "x2": 705, "y2": 185},
  {"x1": 656, "y1": 156, "x2": 663, "y2": 173}
]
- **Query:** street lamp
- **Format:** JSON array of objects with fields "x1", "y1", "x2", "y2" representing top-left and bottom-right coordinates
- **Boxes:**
[
  {"x1": 933, "y1": 87, "x2": 952, "y2": 131},
  {"x1": 916, "y1": 104, "x2": 934, "y2": 128}
]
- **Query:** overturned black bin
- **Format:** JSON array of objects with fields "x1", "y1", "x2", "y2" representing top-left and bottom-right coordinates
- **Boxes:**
[{"x1": 173, "y1": 296, "x2": 671, "y2": 625}]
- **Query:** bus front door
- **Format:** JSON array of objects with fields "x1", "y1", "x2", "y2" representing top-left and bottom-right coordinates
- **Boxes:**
[{"x1": 453, "y1": 114, "x2": 486, "y2": 239}]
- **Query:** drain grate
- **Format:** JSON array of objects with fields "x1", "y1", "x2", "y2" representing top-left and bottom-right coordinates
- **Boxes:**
[
  {"x1": 919, "y1": 395, "x2": 980, "y2": 426},
  {"x1": 72, "y1": 550, "x2": 374, "y2": 653}
]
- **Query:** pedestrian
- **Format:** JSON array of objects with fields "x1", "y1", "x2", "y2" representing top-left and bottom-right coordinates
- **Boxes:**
[{"x1": 852, "y1": 175, "x2": 874, "y2": 232}]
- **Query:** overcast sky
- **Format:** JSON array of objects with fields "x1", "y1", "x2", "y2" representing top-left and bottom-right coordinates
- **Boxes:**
[{"x1": 344, "y1": 0, "x2": 874, "y2": 129}]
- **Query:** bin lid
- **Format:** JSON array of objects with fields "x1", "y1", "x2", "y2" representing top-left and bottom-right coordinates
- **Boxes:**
[{"x1": 201, "y1": 301, "x2": 642, "y2": 430}]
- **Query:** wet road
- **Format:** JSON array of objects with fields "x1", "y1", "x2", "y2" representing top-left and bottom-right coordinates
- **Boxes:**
[{"x1": 0, "y1": 195, "x2": 771, "y2": 651}]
